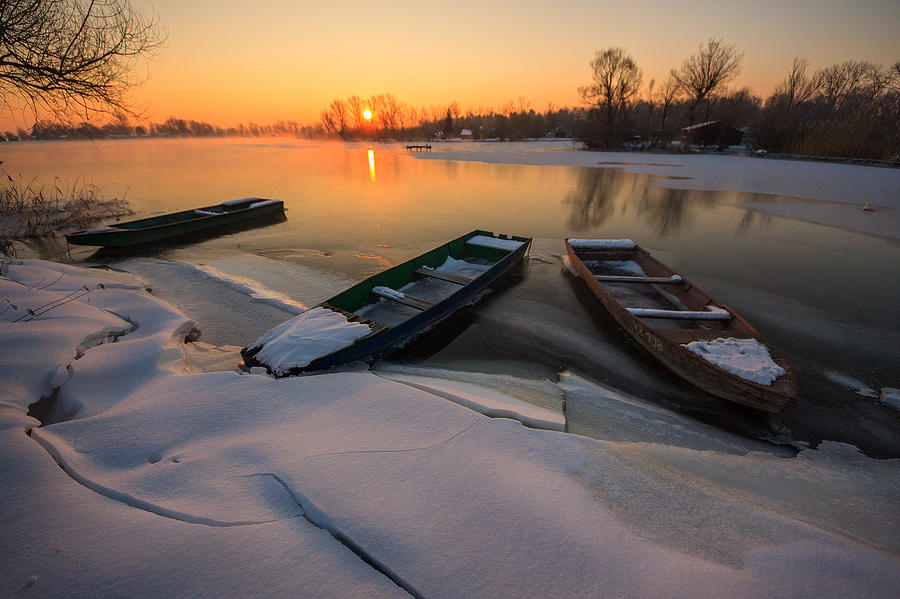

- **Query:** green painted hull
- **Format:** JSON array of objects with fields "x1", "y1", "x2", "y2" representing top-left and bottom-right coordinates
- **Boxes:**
[
  {"x1": 243, "y1": 229, "x2": 532, "y2": 375},
  {"x1": 65, "y1": 198, "x2": 284, "y2": 247}
]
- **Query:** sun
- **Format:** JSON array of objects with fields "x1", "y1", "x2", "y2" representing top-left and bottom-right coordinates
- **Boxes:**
[{"x1": 363, "y1": 109, "x2": 372, "y2": 121}]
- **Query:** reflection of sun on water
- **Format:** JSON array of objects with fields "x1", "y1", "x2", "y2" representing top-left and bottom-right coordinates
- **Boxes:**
[{"x1": 367, "y1": 148, "x2": 376, "y2": 182}]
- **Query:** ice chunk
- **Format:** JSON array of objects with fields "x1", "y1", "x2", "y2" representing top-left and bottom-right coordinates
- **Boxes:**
[
  {"x1": 880, "y1": 388, "x2": 900, "y2": 411},
  {"x1": 246, "y1": 307, "x2": 372, "y2": 374},
  {"x1": 683, "y1": 337, "x2": 785, "y2": 385}
]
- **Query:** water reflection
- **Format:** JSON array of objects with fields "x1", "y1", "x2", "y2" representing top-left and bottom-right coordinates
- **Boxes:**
[
  {"x1": 367, "y1": 148, "x2": 376, "y2": 182},
  {"x1": 564, "y1": 167, "x2": 719, "y2": 234}
]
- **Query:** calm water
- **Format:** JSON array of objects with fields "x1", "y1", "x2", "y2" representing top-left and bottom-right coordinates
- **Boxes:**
[{"x1": 6, "y1": 138, "x2": 900, "y2": 455}]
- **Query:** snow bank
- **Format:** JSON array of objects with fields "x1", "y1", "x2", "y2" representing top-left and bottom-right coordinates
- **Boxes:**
[
  {"x1": 3, "y1": 258, "x2": 899, "y2": 598},
  {"x1": 245, "y1": 306, "x2": 372, "y2": 374},
  {"x1": 684, "y1": 337, "x2": 786, "y2": 385}
]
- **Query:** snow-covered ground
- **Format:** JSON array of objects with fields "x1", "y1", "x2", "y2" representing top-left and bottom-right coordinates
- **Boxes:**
[
  {"x1": 2, "y1": 142, "x2": 899, "y2": 597},
  {"x1": 3, "y1": 255, "x2": 899, "y2": 597},
  {"x1": 413, "y1": 141, "x2": 900, "y2": 239}
]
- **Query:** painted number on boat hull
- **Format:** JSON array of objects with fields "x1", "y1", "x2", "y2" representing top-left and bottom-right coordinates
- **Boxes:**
[{"x1": 631, "y1": 320, "x2": 664, "y2": 352}]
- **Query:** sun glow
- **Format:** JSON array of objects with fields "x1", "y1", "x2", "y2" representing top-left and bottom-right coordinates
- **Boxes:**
[{"x1": 363, "y1": 109, "x2": 373, "y2": 121}]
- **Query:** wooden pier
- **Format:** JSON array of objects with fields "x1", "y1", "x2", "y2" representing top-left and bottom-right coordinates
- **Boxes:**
[{"x1": 405, "y1": 144, "x2": 432, "y2": 152}]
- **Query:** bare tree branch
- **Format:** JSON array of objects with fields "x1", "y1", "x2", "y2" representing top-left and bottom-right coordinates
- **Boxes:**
[
  {"x1": 672, "y1": 38, "x2": 743, "y2": 124},
  {"x1": 0, "y1": 0, "x2": 164, "y2": 122}
]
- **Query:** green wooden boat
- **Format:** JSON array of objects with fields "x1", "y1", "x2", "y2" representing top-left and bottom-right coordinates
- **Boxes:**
[
  {"x1": 65, "y1": 197, "x2": 285, "y2": 247},
  {"x1": 242, "y1": 230, "x2": 531, "y2": 376}
]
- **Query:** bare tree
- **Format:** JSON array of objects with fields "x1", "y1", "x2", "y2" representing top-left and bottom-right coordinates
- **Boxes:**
[
  {"x1": 655, "y1": 73, "x2": 680, "y2": 146},
  {"x1": 0, "y1": 0, "x2": 164, "y2": 121},
  {"x1": 642, "y1": 78, "x2": 655, "y2": 144},
  {"x1": 891, "y1": 61, "x2": 900, "y2": 93},
  {"x1": 346, "y1": 95, "x2": 365, "y2": 130},
  {"x1": 672, "y1": 39, "x2": 743, "y2": 125},
  {"x1": 578, "y1": 47, "x2": 642, "y2": 147},
  {"x1": 774, "y1": 58, "x2": 822, "y2": 111},
  {"x1": 320, "y1": 99, "x2": 348, "y2": 137},
  {"x1": 818, "y1": 60, "x2": 869, "y2": 110}
]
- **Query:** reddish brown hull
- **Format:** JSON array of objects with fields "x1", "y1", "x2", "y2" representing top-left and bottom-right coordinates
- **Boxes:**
[{"x1": 566, "y1": 240, "x2": 796, "y2": 413}]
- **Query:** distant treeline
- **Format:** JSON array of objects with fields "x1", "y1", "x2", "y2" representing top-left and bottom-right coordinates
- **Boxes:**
[
  {"x1": 570, "y1": 43, "x2": 900, "y2": 161},
  {"x1": 6, "y1": 52, "x2": 899, "y2": 162},
  {"x1": 1, "y1": 116, "x2": 326, "y2": 142}
]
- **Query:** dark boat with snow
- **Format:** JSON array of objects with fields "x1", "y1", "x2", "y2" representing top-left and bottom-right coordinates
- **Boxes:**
[
  {"x1": 243, "y1": 230, "x2": 531, "y2": 376},
  {"x1": 566, "y1": 238, "x2": 796, "y2": 412},
  {"x1": 65, "y1": 198, "x2": 285, "y2": 247}
]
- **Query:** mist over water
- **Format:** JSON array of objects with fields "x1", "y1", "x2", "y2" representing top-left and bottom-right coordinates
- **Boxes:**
[{"x1": 7, "y1": 137, "x2": 899, "y2": 455}]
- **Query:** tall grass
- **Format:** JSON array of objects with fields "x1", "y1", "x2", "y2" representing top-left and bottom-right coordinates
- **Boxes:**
[{"x1": 0, "y1": 174, "x2": 131, "y2": 255}]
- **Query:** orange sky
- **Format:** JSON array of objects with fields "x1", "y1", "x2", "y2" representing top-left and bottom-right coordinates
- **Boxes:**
[{"x1": 3, "y1": 0, "x2": 898, "y2": 130}]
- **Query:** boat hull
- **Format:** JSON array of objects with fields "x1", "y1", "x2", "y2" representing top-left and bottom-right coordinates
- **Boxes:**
[
  {"x1": 243, "y1": 230, "x2": 531, "y2": 375},
  {"x1": 65, "y1": 199, "x2": 285, "y2": 247},
  {"x1": 566, "y1": 241, "x2": 796, "y2": 413}
]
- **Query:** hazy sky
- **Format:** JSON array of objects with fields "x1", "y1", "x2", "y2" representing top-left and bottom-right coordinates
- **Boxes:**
[{"x1": 6, "y1": 0, "x2": 900, "y2": 129}]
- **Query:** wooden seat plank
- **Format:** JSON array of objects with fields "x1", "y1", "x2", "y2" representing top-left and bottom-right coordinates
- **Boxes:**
[
  {"x1": 626, "y1": 306, "x2": 732, "y2": 320},
  {"x1": 371, "y1": 287, "x2": 434, "y2": 311},
  {"x1": 596, "y1": 274, "x2": 683, "y2": 284},
  {"x1": 414, "y1": 266, "x2": 472, "y2": 285}
]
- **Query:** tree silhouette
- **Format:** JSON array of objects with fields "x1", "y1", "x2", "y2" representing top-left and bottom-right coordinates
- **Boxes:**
[
  {"x1": 672, "y1": 39, "x2": 743, "y2": 126},
  {"x1": 0, "y1": 1, "x2": 164, "y2": 121}
]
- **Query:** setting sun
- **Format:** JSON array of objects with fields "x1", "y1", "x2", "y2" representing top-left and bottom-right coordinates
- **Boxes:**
[{"x1": 363, "y1": 109, "x2": 372, "y2": 121}]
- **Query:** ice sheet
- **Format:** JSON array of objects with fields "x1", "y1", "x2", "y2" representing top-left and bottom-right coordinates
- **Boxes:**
[{"x1": 411, "y1": 141, "x2": 900, "y2": 238}]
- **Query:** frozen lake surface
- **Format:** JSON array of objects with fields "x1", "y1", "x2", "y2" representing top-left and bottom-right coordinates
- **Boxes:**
[{"x1": 7, "y1": 138, "x2": 896, "y2": 454}]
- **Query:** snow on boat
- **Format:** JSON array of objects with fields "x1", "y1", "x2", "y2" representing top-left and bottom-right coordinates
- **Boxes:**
[
  {"x1": 64, "y1": 198, "x2": 285, "y2": 247},
  {"x1": 565, "y1": 238, "x2": 796, "y2": 412},
  {"x1": 243, "y1": 230, "x2": 532, "y2": 376}
]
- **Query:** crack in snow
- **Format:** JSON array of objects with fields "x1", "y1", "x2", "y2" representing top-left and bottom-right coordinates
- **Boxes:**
[
  {"x1": 305, "y1": 419, "x2": 480, "y2": 459},
  {"x1": 28, "y1": 431, "x2": 302, "y2": 528},
  {"x1": 245, "y1": 473, "x2": 422, "y2": 599}
]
